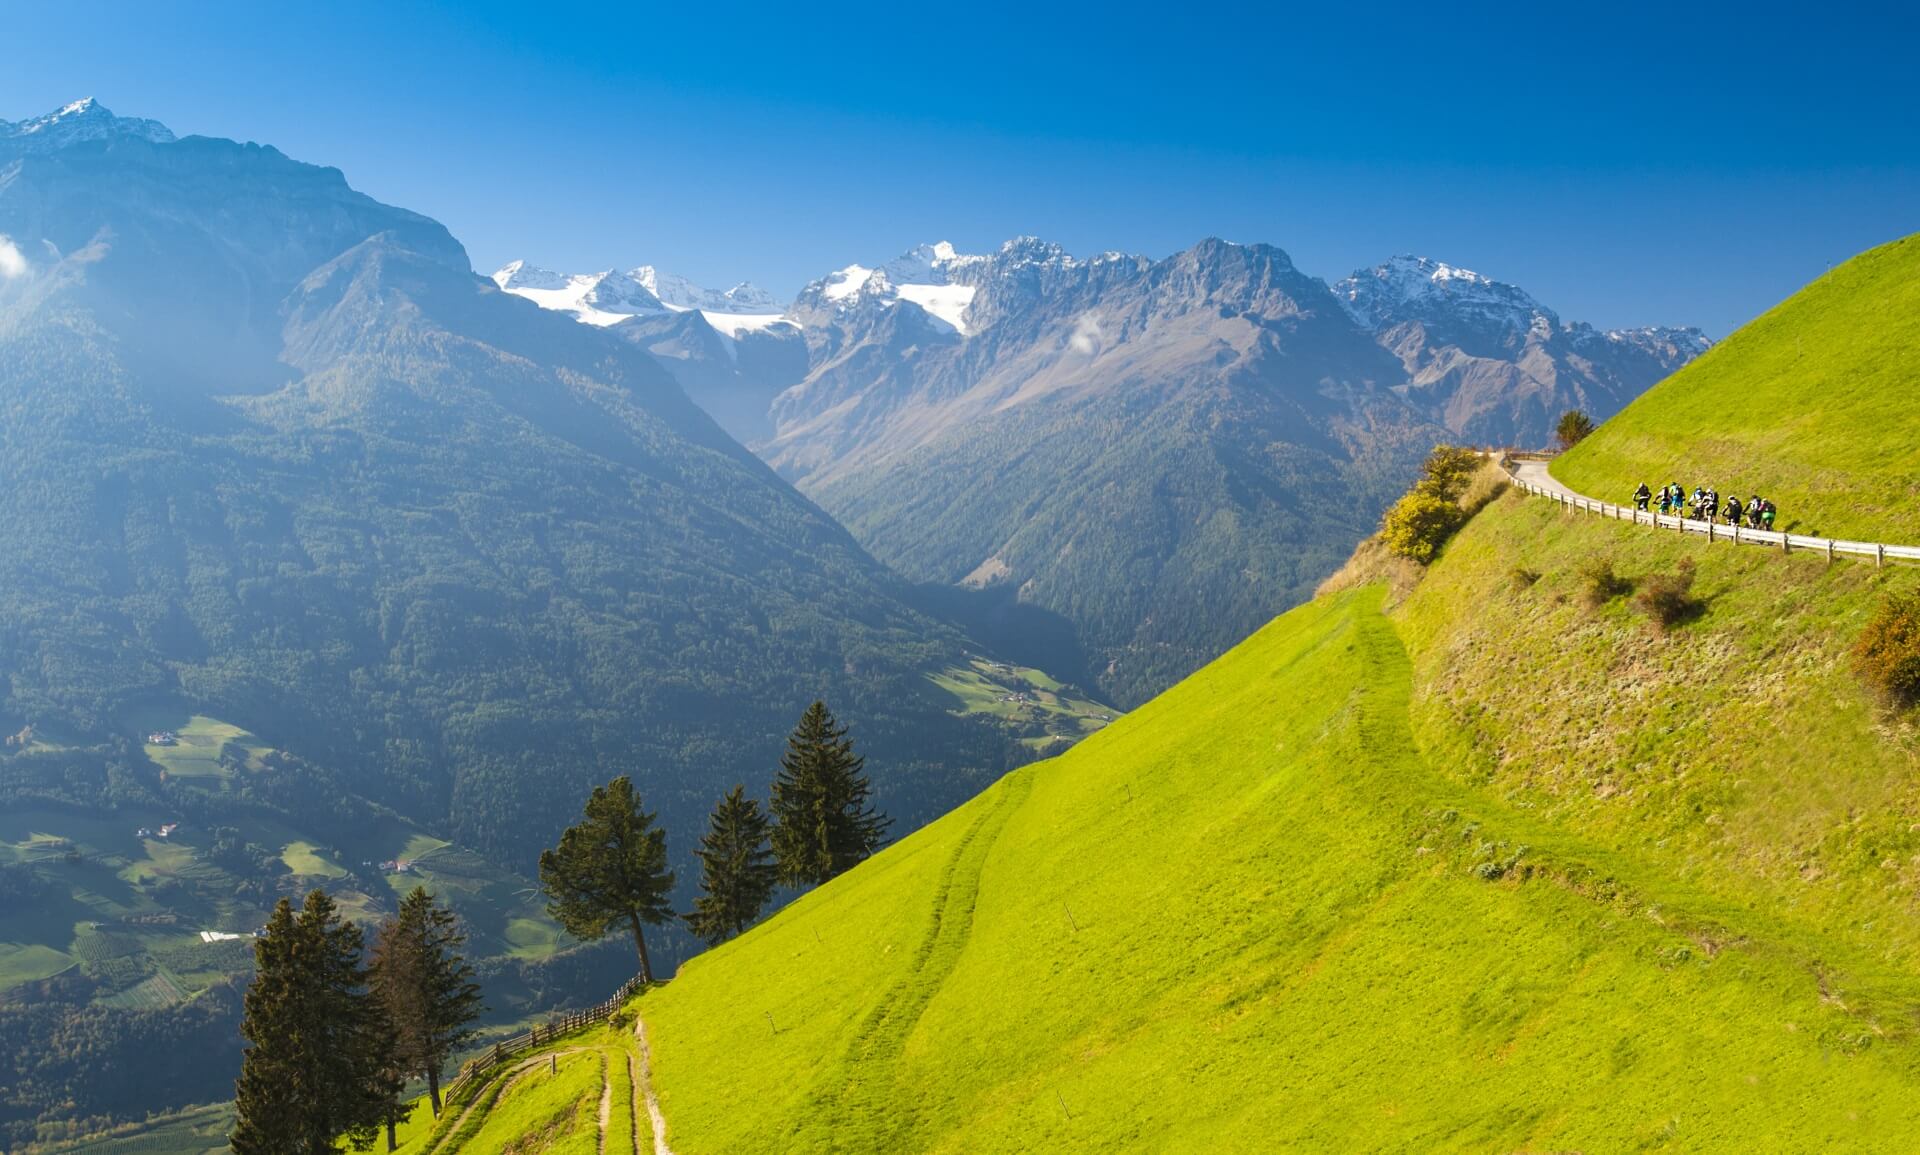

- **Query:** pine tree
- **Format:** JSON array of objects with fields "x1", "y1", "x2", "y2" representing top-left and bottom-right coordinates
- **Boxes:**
[
  {"x1": 1555, "y1": 408, "x2": 1596, "y2": 449},
  {"x1": 686, "y1": 786, "x2": 779, "y2": 944},
  {"x1": 769, "y1": 701, "x2": 891, "y2": 887},
  {"x1": 232, "y1": 889, "x2": 397, "y2": 1155},
  {"x1": 370, "y1": 887, "x2": 484, "y2": 1124},
  {"x1": 539, "y1": 776, "x2": 676, "y2": 983}
]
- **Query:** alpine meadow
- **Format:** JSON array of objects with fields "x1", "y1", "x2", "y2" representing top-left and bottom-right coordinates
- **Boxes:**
[{"x1": 2, "y1": 5, "x2": 1918, "y2": 1152}]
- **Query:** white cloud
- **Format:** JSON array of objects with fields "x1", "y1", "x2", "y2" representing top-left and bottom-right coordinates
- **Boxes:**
[
  {"x1": 1069, "y1": 312, "x2": 1105, "y2": 355},
  {"x1": 0, "y1": 236, "x2": 27, "y2": 280}
]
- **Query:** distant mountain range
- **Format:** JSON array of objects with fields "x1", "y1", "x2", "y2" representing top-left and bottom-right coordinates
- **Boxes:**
[{"x1": 503, "y1": 239, "x2": 1707, "y2": 703}]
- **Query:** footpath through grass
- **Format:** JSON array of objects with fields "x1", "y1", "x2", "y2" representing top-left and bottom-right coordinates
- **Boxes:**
[{"x1": 392, "y1": 1018, "x2": 643, "y2": 1155}]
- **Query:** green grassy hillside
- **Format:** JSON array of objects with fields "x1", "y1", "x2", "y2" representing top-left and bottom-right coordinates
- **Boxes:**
[
  {"x1": 431, "y1": 475, "x2": 1920, "y2": 1151},
  {"x1": 1555, "y1": 232, "x2": 1920, "y2": 540}
]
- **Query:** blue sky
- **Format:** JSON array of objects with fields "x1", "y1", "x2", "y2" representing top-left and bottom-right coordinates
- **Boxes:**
[{"x1": 4, "y1": 0, "x2": 1915, "y2": 335}]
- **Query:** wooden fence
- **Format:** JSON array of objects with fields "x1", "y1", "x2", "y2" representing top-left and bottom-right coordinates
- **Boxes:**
[
  {"x1": 1504, "y1": 463, "x2": 1920, "y2": 565},
  {"x1": 441, "y1": 974, "x2": 647, "y2": 1106}
]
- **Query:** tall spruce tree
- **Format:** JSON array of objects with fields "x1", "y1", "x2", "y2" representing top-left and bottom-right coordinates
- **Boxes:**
[
  {"x1": 686, "y1": 786, "x2": 779, "y2": 945},
  {"x1": 770, "y1": 701, "x2": 891, "y2": 887},
  {"x1": 232, "y1": 889, "x2": 397, "y2": 1155},
  {"x1": 370, "y1": 887, "x2": 484, "y2": 1123},
  {"x1": 539, "y1": 776, "x2": 676, "y2": 982}
]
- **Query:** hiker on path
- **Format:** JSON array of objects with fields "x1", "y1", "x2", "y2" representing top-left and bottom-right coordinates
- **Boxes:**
[
  {"x1": 1762, "y1": 500, "x2": 1777, "y2": 530},
  {"x1": 1724, "y1": 494, "x2": 1744, "y2": 525},
  {"x1": 1748, "y1": 496, "x2": 1765, "y2": 529},
  {"x1": 1634, "y1": 482, "x2": 1652, "y2": 511}
]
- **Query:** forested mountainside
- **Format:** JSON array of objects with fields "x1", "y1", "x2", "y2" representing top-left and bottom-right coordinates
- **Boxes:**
[
  {"x1": 0, "y1": 102, "x2": 1083, "y2": 1147},
  {"x1": 509, "y1": 238, "x2": 1705, "y2": 707},
  {"x1": 439, "y1": 233, "x2": 1920, "y2": 1153}
]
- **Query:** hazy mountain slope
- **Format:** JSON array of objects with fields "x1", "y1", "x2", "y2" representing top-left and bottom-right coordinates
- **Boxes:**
[
  {"x1": 1554, "y1": 232, "x2": 1920, "y2": 538},
  {"x1": 0, "y1": 115, "x2": 1028, "y2": 870},
  {"x1": 491, "y1": 259, "x2": 805, "y2": 442},
  {"x1": 502, "y1": 240, "x2": 1703, "y2": 707},
  {"x1": 759, "y1": 240, "x2": 1702, "y2": 706},
  {"x1": 767, "y1": 240, "x2": 1444, "y2": 705},
  {"x1": 608, "y1": 309, "x2": 808, "y2": 444}
]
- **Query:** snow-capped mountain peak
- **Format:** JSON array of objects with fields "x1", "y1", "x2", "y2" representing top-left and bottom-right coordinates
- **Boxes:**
[
  {"x1": 818, "y1": 263, "x2": 876, "y2": 302},
  {"x1": 1, "y1": 98, "x2": 175, "y2": 154},
  {"x1": 995, "y1": 235, "x2": 1075, "y2": 269},
  {"x1": 494, "y1": 260, "x2": 797, "y2": 339},
  {"x1": 631, "y1": 266, "x2": 784, "y2": 314},
  {"x1": 492, "y1": 259, "x2": 573, "y2": 292},
  {"x1": 801, "y1": 245, "x2": 987, "y2": 335},
  {"x1": 1333, "y1": 254, "x2": 1547, "y2": 332},
  {"x1": 491, "y1": 262, "x2": 669, "y2": 326}
]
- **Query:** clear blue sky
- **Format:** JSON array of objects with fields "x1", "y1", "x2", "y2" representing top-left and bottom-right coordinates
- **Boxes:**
[{"x1": 4, "y1": 0, "x2": 1915, "y2": 335}]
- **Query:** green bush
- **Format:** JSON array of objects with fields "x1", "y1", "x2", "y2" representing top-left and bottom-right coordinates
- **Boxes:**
[
  {"x1": 1417, "y1": 446, "x2": 1483, "y2": 502},
  {"x1": 1634, "y1": 559, "x2": 1702, "y2": 631},
  {"x1": 1382, "y1": 492, "x2": 1467, "y2": 565},
  {"x1": 1853, "y1": 593, "x2": 1920, "y2": 707},
  {"x1": 1380, "y1": 446, "x2": 1492, "y2": 565},
  {"x1": 1578, "y1": 556, "x2": 1631, "y2": 608}
]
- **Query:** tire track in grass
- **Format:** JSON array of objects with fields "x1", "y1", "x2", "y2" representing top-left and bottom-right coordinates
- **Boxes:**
[
  {"x1": 809, "y1": 768, "x2": 1035, "y2": 1150},
  {"x1": 596, "y1": 1049, "x2": 611, "y2": 1155},
  {"x1": 625, "y1": 1051, "x2": 642, "y2": 1154},
  {"x1": 632, "y1": 1011, "x2": 675, "y2": 1155}
]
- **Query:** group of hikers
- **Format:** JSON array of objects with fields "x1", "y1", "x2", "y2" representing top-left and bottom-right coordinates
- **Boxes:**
[{"x1": 1632, "y1": 482, "x2": 1777, "y2": 530}]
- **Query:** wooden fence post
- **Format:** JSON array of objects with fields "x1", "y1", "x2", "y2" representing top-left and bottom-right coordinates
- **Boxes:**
[
  {"x1": 1826, "y1": 539, "x2": 1835, "y2": 563},
  {"x1": 1877, "y1": 544, "x2": 1885, "y2": 567}
]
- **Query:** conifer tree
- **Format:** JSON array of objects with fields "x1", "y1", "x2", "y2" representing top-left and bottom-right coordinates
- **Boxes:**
[
  {"x1": 686, "y1": 786, "x2": 779, "y2": 944},
  {"x1": 232, "y1": 889, "x2": 396, "y2": 1155},
  {"x1": 1555, "y1": 408, "x2": 1596, "y2": 448},
  {"x1": 370, "y1": 887, "x2": 484, "y2": 1122},
  {"x1": 770, "y1": 701, "x2": 891, "y2": 887},
  {"x1": 539, "y1": 776, "x2": 676, "y2": 982}
]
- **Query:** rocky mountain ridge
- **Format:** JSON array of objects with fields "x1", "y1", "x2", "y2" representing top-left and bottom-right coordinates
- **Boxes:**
[{"x1": 505, "y1": 234, "x2": 1707, "y2": 704}]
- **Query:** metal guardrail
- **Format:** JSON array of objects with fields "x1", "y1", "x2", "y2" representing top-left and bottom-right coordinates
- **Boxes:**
[
  {"x1": 441, "y1": 974, "x2": 647, "y2": 1106},
  {"x1": 1508, "y1": 476, "x2": 1920, "y2": 565}
]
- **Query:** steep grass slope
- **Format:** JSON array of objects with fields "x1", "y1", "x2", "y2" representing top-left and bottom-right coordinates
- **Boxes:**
[
  {"x1": 1554, "y1": 232, "x2": 1920, "y2": 540},
  {"x1": 580, "y1": 494, "x2": 1920, "y2": 1151}
]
